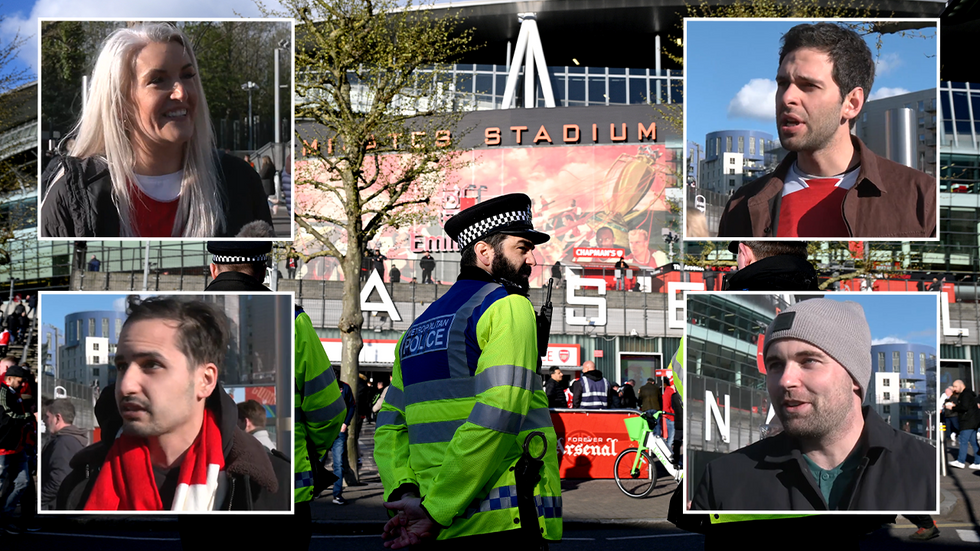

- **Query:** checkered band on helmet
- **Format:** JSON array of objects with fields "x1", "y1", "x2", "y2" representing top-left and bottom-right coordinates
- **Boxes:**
[
  {"x1": 455, "y1": 208, "x2": 533, "y2": 249},
  {"x1": 212, "y1": 254, "x2": 268, "y2": 264}
]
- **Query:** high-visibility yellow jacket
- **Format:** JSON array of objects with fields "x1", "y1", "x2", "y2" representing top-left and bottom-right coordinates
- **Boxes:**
[
  {"x1": 294, "y1": 306, "x2": 345, "y2": 503},
  {"x1": 375, "y1": 269, "x2": 562, "y2": 541}
]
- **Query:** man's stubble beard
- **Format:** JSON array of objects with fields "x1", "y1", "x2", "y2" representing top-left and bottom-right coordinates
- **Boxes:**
[
  {"x1": 774, "y1": 380, "x2": 857, "y2": 442},
  {"x1": 491, "y1": 250, "x2": 531, "y2": 292},
  {"x1": 778, "y1": 102, "x2": 844, "y2": 156}
]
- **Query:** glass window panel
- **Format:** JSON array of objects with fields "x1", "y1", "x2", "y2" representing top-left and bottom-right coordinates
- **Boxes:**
[
  {"x1": 568, "y1": 76, "x2": 585, "y2": 102},
  {"x1": 670, "y1": 79, "x2": 682, "y2": 104},
  {"x1": 629, "y1": 78, "x2": 647, "y2": 104},
  {"x1": 608, "y1": 77, "x2": 626, "y2": 104},
  {"x1": 589, "y1": 77, "x2": 606, "y2": 104},
  {"x1": 551, "y1": 75, "x2": 565, "y2": 103},
  {"x1": 629, "y1": 68, "x2": 647, "y2": 76},
  {"x1": 953, "y1": 91, "x2": 969, "y2": 116},
  {"x1": 608, "y1": 67, "x2": 626, "y2": 75},
  {"x1": 475, "y1": 74, "x2": 493, "y2": 95},
  {"x1": 957, "y1": 119, "x2": 973, "y2": 133},
  {"x1": 941, "y1": 92, "x2": 952, "y2": 119},
  {"x1": 455, "y1": 73, "x2": 473, "y2": 94},
  {"x1": 567, "y1": 65, "x2": 585, "y2": 74}
]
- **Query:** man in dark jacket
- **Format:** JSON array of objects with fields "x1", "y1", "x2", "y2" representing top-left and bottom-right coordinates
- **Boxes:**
[
  {"x1": 672, "y1": 239, "x2": 926, "y2": 546},
  {"x1": 946, "y1": 379, "x2": 980, "y2": 469},
  {"x1": 571, "y1": 361, "x2": 608, "y2": 408},
  {"x1": 544, "y1": 367, "x2": 567, "y2": 409},
  {"x1": 620, "y1": 379, "x2": 638, "y2": 409},
  {"x1": 205, "y1": 226, "x2": 274, "y2": 292},
  {"x1": 420, "y1": 252, "x2": 436, "y2": 284},
  {"x1": 373, "y1": 249, "x2": 387, "y2": 281},
  {"x1": 725, "y1": 241, "x2": 818, "y2": 291},
  {"x1": 329, "y1": 375, "x2": 357, "y2": 505},
  {"x1": 638, "y1": 378, "x2": 661, "y2": 413},
  {"x1": 0, "y1": 365, "x2": 32, "y2": 533},
  {"x1": 57, "y1": 297, "x2": 289, "y2": 512},
  {"x1": 41, "y1": 398, "x2": 87, "y2": 510},
  {"x1": 692, "y1": 299, "x2": 936, "y2": 511}
]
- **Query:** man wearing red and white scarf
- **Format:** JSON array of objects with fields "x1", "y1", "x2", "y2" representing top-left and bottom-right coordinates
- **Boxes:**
[{"x1": 57, "y1": 297, "x2": 288, "y2": 512}]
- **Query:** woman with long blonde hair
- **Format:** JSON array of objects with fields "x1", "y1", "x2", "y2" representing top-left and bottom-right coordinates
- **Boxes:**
[{"x1": 41, "y1": 23, "x2": 271, "y2": 238}]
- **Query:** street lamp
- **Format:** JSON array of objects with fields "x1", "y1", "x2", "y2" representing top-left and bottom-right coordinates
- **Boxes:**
[
  {"x1": 241, "y1": 81, "x2": 259, "y2": 151},
  {"x1": 274, "y1": 39, "x2": 290, "y2": 199},
  {"x1": 663, "y1": 230, "x2": 681, "y2": 263}
]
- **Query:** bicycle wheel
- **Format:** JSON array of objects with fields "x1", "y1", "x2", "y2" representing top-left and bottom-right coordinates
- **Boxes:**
[{"x1": 614, "y1": 447, "x2": 658, "y2": 498}]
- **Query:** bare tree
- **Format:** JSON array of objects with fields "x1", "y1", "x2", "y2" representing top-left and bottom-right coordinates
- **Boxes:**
[{"x1": 261, "y1": 0, "x2": 474, "y2": 479}]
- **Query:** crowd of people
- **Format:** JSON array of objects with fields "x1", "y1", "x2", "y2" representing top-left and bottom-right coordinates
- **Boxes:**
[
  {"x1": 544, "y1": 362, "x2": 679, "y2": 445},
  {"x1": 0, "y1": 357, "x2": 38, "y2": 534}
]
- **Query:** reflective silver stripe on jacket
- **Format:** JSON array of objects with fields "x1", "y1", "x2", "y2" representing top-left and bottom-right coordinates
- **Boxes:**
[
  {"x1": 580, "y1": 375, "x2": 608, "y2": 408},
  {"x1": 404, "y1": 364, "x2": 539, "y2": 407}
]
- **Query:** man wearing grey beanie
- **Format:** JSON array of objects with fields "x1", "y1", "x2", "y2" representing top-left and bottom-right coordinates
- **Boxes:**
[{"x1": 692, "y1": 297, "x2": 936, "y2": 512}]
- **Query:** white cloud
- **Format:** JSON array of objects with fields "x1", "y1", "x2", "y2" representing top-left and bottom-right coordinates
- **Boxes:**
[
  {"x1": 727, "y1": 78, "x2": 777, "y2": 122},
  {"x1": 871, "y1": 336, "x2": 908, "y2": 345},
  {"x1": 2, "y1": 0, "x2": 289, "y2": 74},
  {"x1": 875, "y1": 53, "x2": 903, "y2": 76},
  {"x1": 868, "y1": 87, "x2": 911, "y2": 101}
]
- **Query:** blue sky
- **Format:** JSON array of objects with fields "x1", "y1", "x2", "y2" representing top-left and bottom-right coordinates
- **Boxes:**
[
  {"x1": 685, "y1": 19, "x2": 939, "y2": 149},
  {"x1": 823, "y1": 294, "x2": 938, "y2": 348},
  {"x1": 39, "y1": 293, "x2": 128, "y2": 341}
]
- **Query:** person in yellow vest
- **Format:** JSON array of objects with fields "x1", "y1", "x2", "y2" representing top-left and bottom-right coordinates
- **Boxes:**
[{"x1": 375, "y1": 193, "x2": 561, "y2": 550}]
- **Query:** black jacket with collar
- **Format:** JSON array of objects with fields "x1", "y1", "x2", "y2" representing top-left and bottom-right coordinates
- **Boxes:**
[
  {"x1": 950, "y1": 389, "x2": 980, "y2": 430},
  {"x1": 205, "y1": 271, "x2": 270, "y2": 292},
  {"x1": 692, "y1": 406, "x2": 936, "y2": 512},
  {"x1": 0, "y1": 382, "x2": 30, "y2": 452},
  {"x1": 57, "y1": 384, "x2": 290, "y2": 511},
  {"x1": 724, "y1": 254, "x2": 819, "y2": 291},
  {"x1": 40, "y1": 152, "x2": 272, "y2": 238}
]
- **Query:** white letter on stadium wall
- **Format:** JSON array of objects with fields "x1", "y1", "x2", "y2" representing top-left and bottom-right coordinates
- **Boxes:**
[
  {"x1": 667, "y1": 281, "x2": 706, "y2": 330},
  {"x1": 360, "y1": 270, "x2": 403, "y2": 322},
  {"x1": 564, "y1": 268, "x2": 607, "y2": 326}
]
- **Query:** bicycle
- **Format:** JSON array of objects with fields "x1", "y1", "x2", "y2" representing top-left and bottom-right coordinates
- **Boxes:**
[{"x1": 614, "y1": 410, "x2": 681, "y2": 498}]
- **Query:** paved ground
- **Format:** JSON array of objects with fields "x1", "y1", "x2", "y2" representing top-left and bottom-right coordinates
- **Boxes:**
[
  {"x1": 308, "y1": 423, "x2": 980, "y2": 545},
  {"x1": 19, "y1": 423, "x2": 980, "y2": 548}
]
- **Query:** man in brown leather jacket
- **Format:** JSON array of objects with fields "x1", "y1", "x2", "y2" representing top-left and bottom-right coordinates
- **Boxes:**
[{"x1": 717, "y1": 23, "x2": 936, "y2": 239}]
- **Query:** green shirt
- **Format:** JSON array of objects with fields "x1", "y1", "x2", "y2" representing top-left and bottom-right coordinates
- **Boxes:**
[{"x1": 803, "y1": 452, "x2": 862, "y2": 510}]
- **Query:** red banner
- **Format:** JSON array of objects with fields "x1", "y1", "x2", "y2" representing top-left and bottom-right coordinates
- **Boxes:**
[
  {"x1": 246, "y1": 386, "x2": 277, "y2": 405},
  {"x1": 551, "y1": 410, "x2": 647, "y2": 479},
  {"x1": 756, "y1": 333, "x2": 767, "y2": 375}
]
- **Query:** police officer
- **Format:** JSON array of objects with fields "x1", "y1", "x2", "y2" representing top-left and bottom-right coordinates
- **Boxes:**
[
  {"x1": 376, "y1": 193, "x2": 562, "y2": 550},
  {"x1": 205, "y1": 241, "x2": 272, "y2": 292},
  {"x1": 200, "y1": 236, "x2": 345, "y2": 550}
]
